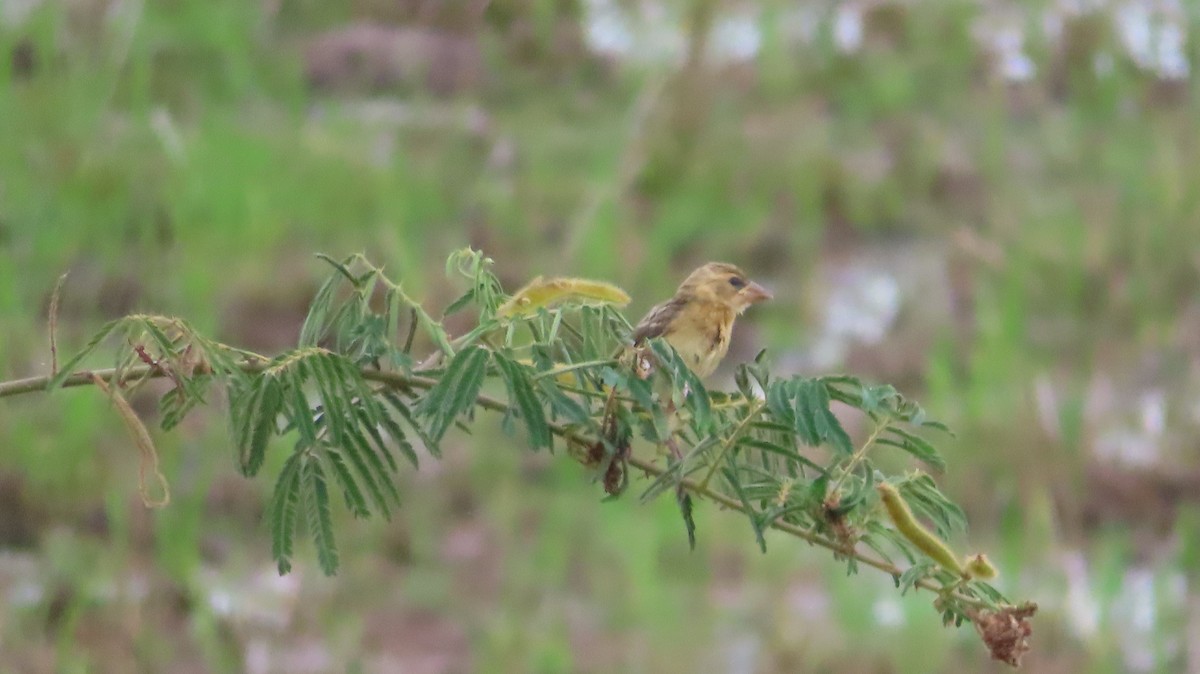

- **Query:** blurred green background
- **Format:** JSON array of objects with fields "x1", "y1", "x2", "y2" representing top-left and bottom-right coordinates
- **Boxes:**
[{"x1": 2, "y1": 0, "x2": 1199, "y2": 672}]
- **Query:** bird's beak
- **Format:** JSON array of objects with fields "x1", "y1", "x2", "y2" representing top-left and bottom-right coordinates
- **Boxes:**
[{"x1": 743, "y1": 281, "x2": 772, "y2": 304}]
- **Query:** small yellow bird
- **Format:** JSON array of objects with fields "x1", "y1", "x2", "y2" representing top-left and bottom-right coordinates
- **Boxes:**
[{"x1": 633, "y1": 262, "x2": 772, "y2": 378}]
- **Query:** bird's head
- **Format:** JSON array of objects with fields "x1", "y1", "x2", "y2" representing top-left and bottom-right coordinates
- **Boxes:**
[{"x1": 677, "y1": 262, "x2": 772, "y2": 313}]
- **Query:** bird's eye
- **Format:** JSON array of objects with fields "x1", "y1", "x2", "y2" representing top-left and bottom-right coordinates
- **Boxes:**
[{"x1": 728, "y1": 276, "x2": 746, "y2": 289}]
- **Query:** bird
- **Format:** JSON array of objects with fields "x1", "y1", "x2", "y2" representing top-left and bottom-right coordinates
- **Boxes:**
[{"x1": 632, "y1": 262, "x2": 772, "y2": 378}]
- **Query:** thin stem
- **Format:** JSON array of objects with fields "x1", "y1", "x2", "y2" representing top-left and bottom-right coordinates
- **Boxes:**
[
  {"x1": 553, "y1": 383, "x2": 634, "y2": 403},
  {"x1": 554, "y1": 317, "x2": 586, "y2": 343},
  {"x1": 626, "y1": 450, "x2": 987, "y2": 609},
  {"x1": 0, "y1": 365, "x2": 990, "y2": 611},
  {"x1": 529, "y1": 359, "x2": 617, "y2": 382},
  {"x1": 697, "y1": 399, "x2": 765, "y2": 491},
  {"x1": 828, "y1": 415, "x2": 891, "y2": 497}
]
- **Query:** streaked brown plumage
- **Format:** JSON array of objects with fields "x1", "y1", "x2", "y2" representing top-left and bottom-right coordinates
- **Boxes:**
[{"x1": 633, "y1": 262, "x2": 771, "y2": 378}]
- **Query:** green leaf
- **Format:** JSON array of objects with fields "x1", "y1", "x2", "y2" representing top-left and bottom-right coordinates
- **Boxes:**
[
  {"x1": 859, "y1": 384, "x2": 898, "y2": 415},
  {"x1": 537, "y1": 377, "x2": 592, "y2": 426},
  {"x1": 765, "y1": 380, "x2": 795, "y2": 428},
  {"x1": 724, "y1": 468, "x2": 766, "y2": 553},
  {"x1": 316, "y1": 253, "x2": 360, "y2": 284},
  {"x1": 819, "y1": 375, "x2": 862, "y2": 386},
  {"x1": 638, "y1": 437, "x2": 711, "y2": 503},
  {"x1": 299, "y1": 257, "x2": 353, "y2": 347},
  {"x1": 383, "y1": 287, "x2": 404, "y2": 350},
  {"x1": 897, "y1": 562, "x2": 936, "y2": 595},
  {"x1": 234, "y1": 375, "x2": 284, "y2": 477},
  {"x1": 580, "y1": 306, "x2": 605, "y2": 360},
  {"x1": 159, "y1": 382, "x2": 203, "y2": 431},
  {"x1": 48, "y1": 318, "x2": 125, "y2": 389},
  {"x1": 791, "y1": 380, "x2": 821, "y2": 446},
  {"x1": 320, "y1": 447, "x2": 370, "y2": 518},
  {"x1": 332, "y1": 416, "x2": 394, "y2": 519},
  {"x1": 311, "y1": 359, "x2": 401, "y2": 516},
  {"x1": 734, "y1": 363, "x2": 754, "y2": 399},
  {"x1": 808, "y1": 473, "x2": 829, "y2": 508},
  {"x1": 678, "y1": 368, "x2": 712, "y2": 433},
  {"x1": 343, "y1": 408, "x2": 402, "y2": 511},
  {"x1": 308, "y1": 354, "x2": 351, "y2": 441},
  {"x1": 648, "y1": 339, "x2": 713, "y2": 433},
  {"x1": 269, "y1": 453, "x2": 304, "y2": 575},
  {"x1": 834, "y1": 466, "x2": 874, "y2": 513},
  {"x1": 622, "y1": 373, "x2": 670, "y2": 441},
  {"x1": 822, "y1": 376, "x2": 864, "y2": 408},
  {"x1": 352, "y1": 402, "x2": 401, "y2": 473},
  {"x1": 879, "y1": 427, "x2": 947, "y2": 472},
  {"x1": 543, "y1": 310, "x2": 564, "y2": 345},
  {"x1": 901, "y1": 475, "x2": 967, "y2": 537},
  {"x1": 297, "y1": 357, "x2": 399, "y2": 518},
  {"x1": 747, "y1": 349, "x2": 770, "y2": 390},
  {"x1": 139, "y1": 318, "x2": 180, "y2": 359},
  {"x1": 972, "y1": 581, "x2": 1010, "y2": 605},
  {"x1": 381, "y1": 391, "x2": 436, "y2": 459},
  {"x1": 865, "y1": 520, "x2": 916, "y2": 564},
  {"x1": 748, "y1": 420, "x2": 798, "y2": 435},
  {"x1": 922, "y1": 420, "x2": 952, "y2": 434},
  {"x1": 494, "y1": 353, "x2": 552, "y2": 450},
  {"x1": 678, "y1": 491, "x2": 697, "y2": 550},
  {"x1": 302, "y1": 454, "x2": 340, "y2": 575},
  {"x1": 195, "y1": 333, "x2": 244, "y2": 377},
  {"x1": 736, "y1": 437, "x2": 827, "y2": 475},
  {"x1": 451, "y1": 320, "x2": 500, "y2": 352},
  {"x1": 367, "y1": 398, "x2": 415, "y2": 467},
  {"x1": 442, "y1": 288, "x2": 476, "y2": 317},
  {"x1": 287, "y1": 377, "x2": 319, "y2": 444},
  {"x1": 418, "y1": 345, "x2": 490, "y2": 442},
  {"x1": 806, "y1": 381, "x2": 853, "y2": 455}
]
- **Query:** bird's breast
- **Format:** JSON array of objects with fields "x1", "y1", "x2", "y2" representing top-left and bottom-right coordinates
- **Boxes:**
[{"x1": 665, "y1": 303, "x2": 735, "y2": 379}]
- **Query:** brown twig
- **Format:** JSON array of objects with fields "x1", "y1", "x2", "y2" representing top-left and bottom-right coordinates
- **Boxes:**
[{"x1": 0, "y1": 363, "x2": 994, "y2": 611}]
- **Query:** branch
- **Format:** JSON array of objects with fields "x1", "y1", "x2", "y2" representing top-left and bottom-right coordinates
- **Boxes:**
[{"x1": 0, "y1": 363, "x2": 989, "y2": 610}]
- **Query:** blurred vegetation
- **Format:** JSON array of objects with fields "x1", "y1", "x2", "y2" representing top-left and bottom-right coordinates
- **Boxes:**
[{"x1": 1, "y1": 0, "x2": 1199, "y2": 672}]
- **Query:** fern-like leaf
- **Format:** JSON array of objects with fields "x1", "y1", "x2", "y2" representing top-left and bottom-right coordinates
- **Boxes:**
[
  {"x1": 381, "y1": 390, "x2": 434, "y2": 459},
  {"x1": 269, "y1": 453, "x2": 304, "y2": 575},
  {"x1": 47, "y1": 318, "x2": 124, "y2": 389},
  {"x1": 879, "y1": 427, "x2": 947, "y2": 472},
  {"x1": 303, "y1": 455, "x2": 340, "y2": 575},
  {"x1": 299, "y1": 255, "x2": 353, "y2": 348},
  {"x1": 418, "y1": 345, "x2": 490, "y2": 442},
  {"x1": 320, "y1": 446, "x2": 371, "y2": 519},
  {"x1": 494, "y1": 353, "x2": 551, "y2": 450},
  {"x1": 231, "y1": 374, "x2": 284, "y2": 477}
]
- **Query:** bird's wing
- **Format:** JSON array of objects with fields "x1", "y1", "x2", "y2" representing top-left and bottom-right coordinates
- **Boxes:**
[{"x1": 632, "y1": 296, "x2": 688, "y2": 343}]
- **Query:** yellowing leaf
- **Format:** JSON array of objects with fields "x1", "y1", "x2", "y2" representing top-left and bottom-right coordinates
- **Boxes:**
[
  {"x1": 877, "y1": 482, "x2": 964, "y2": 577},
  {"x1": 498, "y1": 276, "x2": 631, "y2": 318}
]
